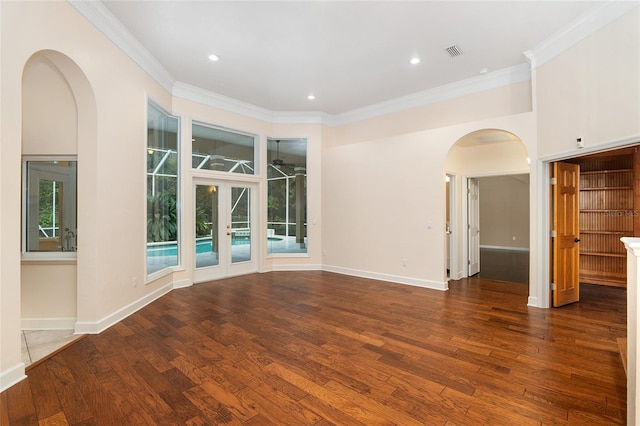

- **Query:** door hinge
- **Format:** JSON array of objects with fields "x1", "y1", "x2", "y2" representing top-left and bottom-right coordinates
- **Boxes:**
[
  {"x1": 550, "y1": 177, "x2": 557, "y2": 185},
  {"x1": 550, "y1": 283, "x2": 557, "y2": 291},
  {"x1": 550, "y1": 230, "x2": 557, "y2": 238}
]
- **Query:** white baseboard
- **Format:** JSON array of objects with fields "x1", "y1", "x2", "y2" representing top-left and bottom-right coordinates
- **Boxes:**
[
  {"x1": 261, "y1": 263, "x2": 322, "y2": 273},
  {"x1": 21, "y1": 317, "x2": 76, "y2": 330},
  {"x1": 0, "y1": 362, "x2": 27, "y2": 393},
  {"x1": 449, "y1": 269, "x2": 465, "y2": 280},
  {"x1": 173, "y1": 279, "x2": 192, "y2": 289},
  {"x1": 527, "y1": 296, "x2": 539, "y2": 307},
  {"x1": 75, "y1": 282, "x2": 174, "y2": 334},
  {"x1": 323, "y1": 265, "x2": 448, "y2": 291},
  {"x1": 480, "y1": 245, "x2": 530, "y2": 252}
]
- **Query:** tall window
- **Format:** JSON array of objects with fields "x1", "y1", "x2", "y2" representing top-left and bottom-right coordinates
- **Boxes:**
[
  {"x1": 147, "y1": 102, "x2": 179, "y2": 275},
  {"x1": 267, "y1": 139, "x2": 307, "y2": 254},
  {"x1": 192, "y1": 123, "x2": 255, "y2": 174},
  {"x1": 23, "y1": 159, "x2": 77, "y2": 254}
]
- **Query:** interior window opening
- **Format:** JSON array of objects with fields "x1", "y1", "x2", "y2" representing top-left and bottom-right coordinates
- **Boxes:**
[{"x1": 23, "y1": 159, "x2": 78, "y2": 254}]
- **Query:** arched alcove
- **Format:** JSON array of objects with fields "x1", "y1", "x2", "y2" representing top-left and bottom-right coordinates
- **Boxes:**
[
  {"x1": 444, "y1": 128, "x2": 530, "y2": 286},
  {"x1": 20, "y1": 50, "x2": 97, "y2": 360}
]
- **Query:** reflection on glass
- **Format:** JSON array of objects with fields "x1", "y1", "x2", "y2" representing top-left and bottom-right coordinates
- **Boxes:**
[
  {"x1": 267, "y1": 139, "x2": 307, "y2": 254},
  {"x1": 147, "y1": 102, "x2": 179, "y2": 274},
  {"x1": 231, "y1": 187, "x2": 251, "y2": 263},
  {"x1": 195, "y1": 184, "x2": 219, "y2": 268},
  {"x1": 192, "y1": 123, "x2": 255, "y2": 174},
  {"x1": 24, "y1": 160, "x2": 77, "y2": 252}
]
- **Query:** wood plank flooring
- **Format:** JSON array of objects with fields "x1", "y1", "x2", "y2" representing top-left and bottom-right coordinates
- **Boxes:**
[
  {"x1": 1, "y1": 271, "x2": 627, "y2": 425},
  {"x1": 479, "y1": 248, "x2": 529, "y2": 284}
]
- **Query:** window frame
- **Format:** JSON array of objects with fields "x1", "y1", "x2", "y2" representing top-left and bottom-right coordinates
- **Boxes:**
[
  {"x1": 266, "y1": 138, "x2": 308, "y2": 257},
  {"x1": 146, "y1": 101, "x2": 181, "y2": 278},
  {"x1": 21, "y1": 155, "x2": 78, "y2": 261},
  {"x1": 191, "y1": 121, "x2": 258, "y2": 176}
]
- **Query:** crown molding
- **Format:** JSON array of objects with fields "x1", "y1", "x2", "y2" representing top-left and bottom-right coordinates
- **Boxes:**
[
  {"x1": 68, "y1": 0, "x2": 175, "y2": 93},
  {"x1": 331, "y1": 63, "x2": 531, "y2": 126},
  {"x1": 173, "y1": 82, "x2": 273, "y2": 122},
  {"x1": 175, "y1": 64, "x2": 529, "y2": 127},
  {"x1": 173, "y1": 82, "x2": 333, "y2": 125},
  {"x1": 271, "y1": 111, "x2": 334, "y2": 125},
  {"x1": 526, "y1": 0, "x2": 639, "y2": 69}
]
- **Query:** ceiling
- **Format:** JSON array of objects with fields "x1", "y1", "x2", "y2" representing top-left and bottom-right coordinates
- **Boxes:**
[{"x1": 99, "y1": 1, "x2": 609, "y2": 115}]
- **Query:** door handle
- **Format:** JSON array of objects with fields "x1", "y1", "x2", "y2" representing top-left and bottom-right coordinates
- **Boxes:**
[{"x1": 574, "y1": 238, "x2": 581, "y2": 243}]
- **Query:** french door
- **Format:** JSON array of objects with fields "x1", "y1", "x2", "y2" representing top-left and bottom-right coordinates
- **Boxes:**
[{"x1": 193, "y1": 180, "x2": 257, "y2": 283}]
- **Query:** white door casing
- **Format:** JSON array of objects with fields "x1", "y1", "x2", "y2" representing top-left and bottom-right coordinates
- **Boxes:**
[{"x1": 468, "y1": 177, "x2": 480, "y2": 276}]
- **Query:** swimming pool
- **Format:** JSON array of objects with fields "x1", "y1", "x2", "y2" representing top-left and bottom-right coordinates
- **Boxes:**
[{"x1": 147, "y1": 236, "x2": 282, "y2": 257}]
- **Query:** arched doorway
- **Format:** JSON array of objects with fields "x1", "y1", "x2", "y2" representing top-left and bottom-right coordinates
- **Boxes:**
[
  {"x1": 20, "y1": 50, "x2": 96, "y2": 365},
  {"x1": 444, "y1": 129, "x2": 530, "y2": 283}
]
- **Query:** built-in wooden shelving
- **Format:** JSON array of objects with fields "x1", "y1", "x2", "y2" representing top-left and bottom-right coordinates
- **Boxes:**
[{"x1": 568, "y1": 148, "x2": 640, "y2": 287}]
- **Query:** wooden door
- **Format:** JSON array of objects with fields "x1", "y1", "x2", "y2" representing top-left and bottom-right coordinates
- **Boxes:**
[
  {"x1": 468, "y1": 178, "x2": 480, "y2": 276},
  {"x1": 552, "y1": 162, "x2": 581, "y2": 307}
]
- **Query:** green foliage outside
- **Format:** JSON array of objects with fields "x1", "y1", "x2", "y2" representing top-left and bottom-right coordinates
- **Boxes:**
[
  {"x1": 38, "y1": 180, "x2": 58, "y2": 232},
  {"x1": 147, "y1": 192, "x2": 177, "y2": 242}
]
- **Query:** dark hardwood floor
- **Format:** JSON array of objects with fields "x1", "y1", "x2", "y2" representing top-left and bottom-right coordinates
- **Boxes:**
[
  {"x1": 1, "y1": 271, "x2": 627, "y2": 425},
  {"x1": 479, "y1": 248, "x2": 529, "y2": 284}
]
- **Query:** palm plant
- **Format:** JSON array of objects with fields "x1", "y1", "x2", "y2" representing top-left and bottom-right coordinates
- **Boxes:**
[{"x1": 147, "y1": 193, "x2": 177, "y2": 242}]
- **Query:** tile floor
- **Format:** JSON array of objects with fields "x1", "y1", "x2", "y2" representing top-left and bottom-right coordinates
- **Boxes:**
[{"x1": 21, "y1": 329, "x2": 82, "y2": 367}]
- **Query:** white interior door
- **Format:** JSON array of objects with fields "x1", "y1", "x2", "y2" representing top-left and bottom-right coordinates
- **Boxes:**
[
  {"x1": 193, "y1": 180, "x2": 257, "y2": 283},
  {"x1": 468, "y1": 177, "x2": 480, "y2": 276},
  {"x1": 446, "y1": 174, "x2": 459, "y2": 280}
]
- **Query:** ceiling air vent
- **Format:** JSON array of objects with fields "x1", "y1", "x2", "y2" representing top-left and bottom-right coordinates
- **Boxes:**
[{"x1": 444, "y1": 44, "x2": 463, "y2": 58}]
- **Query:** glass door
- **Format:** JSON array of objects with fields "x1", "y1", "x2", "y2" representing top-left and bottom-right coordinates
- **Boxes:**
[{"x1": 194, "y1": 180, "x2": 256, "y2": 282}]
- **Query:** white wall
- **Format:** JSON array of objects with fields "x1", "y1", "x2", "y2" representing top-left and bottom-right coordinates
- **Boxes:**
[
  {"x1": 323, "y1": 112, "x2": 536, "y2": 289},
  {"x1": 445, "y1": 139, "x2": 529, "y2": 176},
  {"x1": 22, "y1": 55, "x2": 77, "y2": 155},
  {"x1": 21, "y1": 264, "x2": 76, "y2": 329},
  {"x1": 537, "y1": 9, "x2": 640, "y2": 157},
  {"x1": 334, "y1": 81, "x2": 532, "y2": 144},
  {"x1": 479, "y1": 175, "x2": 530, "y2": 250}
]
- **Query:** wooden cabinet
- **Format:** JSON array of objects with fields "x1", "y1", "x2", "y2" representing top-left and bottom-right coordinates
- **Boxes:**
[{"x1": 569, "y1": 149, "x2": 639, "y2": 287}]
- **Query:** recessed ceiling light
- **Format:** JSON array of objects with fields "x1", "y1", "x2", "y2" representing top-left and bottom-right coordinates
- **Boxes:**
[
  {"x1": 208, "y1": 54, "x2": 220, "y2": 62},
  {"x1": 307, "y1": 94, "x2": 315, "y2": 100},
  {"x1": 410, "y1": 57, "x2": 420, "y2": 65},
  {"x1": 479, "y1": 67, "x2": 489, "y2": 74}
]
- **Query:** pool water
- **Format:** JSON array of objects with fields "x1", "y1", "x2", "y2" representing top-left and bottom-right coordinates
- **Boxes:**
[{"x1": 147, "y1": 236, "x2": 282, "y2": 257}]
